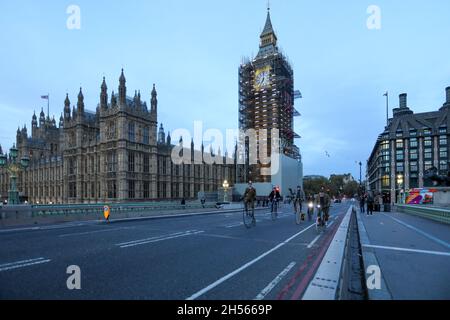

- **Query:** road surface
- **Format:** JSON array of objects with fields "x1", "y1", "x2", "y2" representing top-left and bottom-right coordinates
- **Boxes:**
[{"x1": 0, "y1": 203, "x2": 350, "y2": 300}]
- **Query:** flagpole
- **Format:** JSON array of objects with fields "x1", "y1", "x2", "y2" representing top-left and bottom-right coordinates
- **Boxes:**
[{"x1": 47, "y1": 93, "x2": 50, "y2": 119}]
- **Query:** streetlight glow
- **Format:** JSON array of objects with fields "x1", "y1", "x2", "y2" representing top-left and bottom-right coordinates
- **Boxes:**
[{"x1": 222, "y1": 180, "x2": 229, "y2": 203}]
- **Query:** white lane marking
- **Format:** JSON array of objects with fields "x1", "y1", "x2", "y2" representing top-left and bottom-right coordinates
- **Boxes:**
[
  {"x1": 0, "y1": 257, "x2": 51, "y2": 272},
  {"x1": 381, "y1": 213, "x2": 450, "y2": 249},
  {"x1": 186, "y1": 223, "x2": 316, "y2": 300},
  {"x1": 43, "y1": 223, "x2": 84, "y2": 230},
  {"x1": 255, "y1": 262, "x2": 296, "y2": 300},
  {"x1": 59, "y1": 227, "x2": 134, "y2": 237},
  {"x1": 0, "y1": 223, "x2": 84, "y2": 234},
  {"x1": 119, "y1": 231, "x2": 204, "y2": 248},
  {"x1": 363, "y1": 244, "x2": 450, "y2": 257},
  {"x1": 0, "y1": 257, "x2": 45, "y2": 268},
  {"x1": 225, "y1": 223, "x2": 243, "y2": 228},
  {"x1": 116, "y1": 231, "x2": 191, "y2": 246},
  {"x1": 308, "y1": 217, "x2": 335, "y2": 244},
  {"x1": 307, "y1": 235, "x2": 321, "y2": 249}
]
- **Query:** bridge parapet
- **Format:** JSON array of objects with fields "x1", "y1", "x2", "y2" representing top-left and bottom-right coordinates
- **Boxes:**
[{"x1": 395, "y1": 204, "x2": 450, "y2": 224}]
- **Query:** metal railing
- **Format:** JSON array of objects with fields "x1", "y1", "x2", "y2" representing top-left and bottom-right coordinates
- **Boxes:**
[
  {"x1": 395, "y1": 204, "x2": 450, "y2": 224},
  {"x1": 0, "y1": 201, "x2": 218, "y2": 219}
]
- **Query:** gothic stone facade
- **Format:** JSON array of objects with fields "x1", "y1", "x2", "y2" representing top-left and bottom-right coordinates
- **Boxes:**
[{"x1": 0, "y1": 70, "x2": 237, "y2": 204}]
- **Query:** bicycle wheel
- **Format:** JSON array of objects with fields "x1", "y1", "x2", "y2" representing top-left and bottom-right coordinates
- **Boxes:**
[
  {"x1": 271, "y1": 202, "x2": 277, "y2": 221},
  {"x1": 316, "y1": 220, "x2": 322, "y2": 233},
  {"x1": 316, "y1": 211, "x2": 322, "y2": 233},
  {"x1": 243, "y1": 207, "x2": 254, "y2": 228},
  {"x1": 295, "y1": 203, "x2": 301, "y2": 224}
]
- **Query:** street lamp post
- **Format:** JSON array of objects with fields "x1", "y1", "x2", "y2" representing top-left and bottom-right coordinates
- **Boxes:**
[
  {"x1": 0, "y1": 144, "x2": 29, "y2": 205},
  {"x1": 396, "y1": 174, "x2": 404, "y2": 204},
  {"x1": 358, "y1": 161, "x2": 362, "y2": 186},
  {"x1": 222, "y1": 180, "x2": 229, "y2": 203},
  {"x1": 356, "y1": 161, "x2": 363, "y2": 196}
]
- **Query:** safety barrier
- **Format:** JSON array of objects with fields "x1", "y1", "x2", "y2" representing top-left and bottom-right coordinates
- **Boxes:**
[
  {"x1": 0, "y1": 202, "x2": 218, "y2": 219},
  {"x1": 395, "y1": 204, "x2": 450, "y2": 225}
]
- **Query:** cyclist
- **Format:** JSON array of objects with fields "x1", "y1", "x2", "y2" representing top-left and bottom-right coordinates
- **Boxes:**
[
  {"x1": 243, "y1": 181, "x2": 257, "y2": 222},
  {"x1": 269, "y1": 186, "x2": 282, "y2": 213},
  {"x1": 315, "y1": 187, "x2": 331, "y2": 226},
  {"x1": 293, "y1": 185, "x2": 305, "y2": 217}
]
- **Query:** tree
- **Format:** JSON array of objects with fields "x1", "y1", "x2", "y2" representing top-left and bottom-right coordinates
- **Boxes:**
[
  {"x1": 304, "y1": 174, "x2": 358, "y2": 199},
  {"x1": 343, "y1": 181, "x2": 359, "y2": 198},
  {"x1": 304, "y1": 177, "x2": 330, "y2": 197}
]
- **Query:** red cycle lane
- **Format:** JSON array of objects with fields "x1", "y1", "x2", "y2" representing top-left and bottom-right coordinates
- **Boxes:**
[{"x1": 276, "y1": 210, "x2": 345, "y2": 300}]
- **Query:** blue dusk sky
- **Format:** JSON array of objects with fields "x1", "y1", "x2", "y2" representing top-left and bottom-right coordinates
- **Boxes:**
[{"x1": 0, "y1": 0, "x2": 449, "y2": 179}]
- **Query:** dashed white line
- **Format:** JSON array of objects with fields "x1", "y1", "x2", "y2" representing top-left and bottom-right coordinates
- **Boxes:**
[
  {"x1": 59, "y1": 227, "x2": 134, "y2": 237},
  {"x1": 307, "y1": 235, "x2": 321, "y2": 249},
  {"x1": 225, "y1": 223, "x2": 244, "y2": 228},
  {"x1": 0, "y1": 257, "x2": 51, "y2": 272},
  {"x1": 186, "y1": 223, "x2": 316, "y2": 300},
  {"x1": 116, "y1": 231, "x2": 189, "y2": 246},
  {"x1": 118, "y1": 230, "x2": 204, "y2": 248},
  {"x1": 254, "y1": 262, "x2": 296, "y2": 300}
]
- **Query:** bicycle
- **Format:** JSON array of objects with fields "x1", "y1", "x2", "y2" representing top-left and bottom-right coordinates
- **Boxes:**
[
  {"x1": 306, "y1": 201, "x2": 314, "y2": 221},
  {"x1": 315, "y1": 205, "x2": 327, "y2": 233},
  {"x1": 294, "y1": 199, "x2": 304, "y2": 225},
  {"x1": 271, "y1": 199, "x2": 279, "y2": 221},
  {"x1": 243, "y1": 201, "x2": 256, "y2": 228}
]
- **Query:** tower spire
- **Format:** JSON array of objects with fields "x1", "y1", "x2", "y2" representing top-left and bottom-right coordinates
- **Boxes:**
[
  {"x1": 256, "y1": 6, "x2": 278, "y2": 58},
  {"x1": 100, "y1": 77, "x2": 108, "y2": 109},
  {"x1": 77, "y1": 87, "x2": 85, "y2": 115},
  {"x1": 119, "y1": 69, "x2": 126, "y2": 105},
  {"x1": 64, "y1": 93, "x2": 71, "y2": 119},
  {"x1": 151, "y1": 83, "x2": 157, "y2": 113},
  {"x1": 261, "y1": 8, "x2": 275, "y2": 39}
]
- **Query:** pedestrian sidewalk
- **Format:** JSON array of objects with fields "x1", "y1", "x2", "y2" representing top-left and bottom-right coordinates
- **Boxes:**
[{"x1": 356, "y1": 206, "x2": 450, "y2": 300}]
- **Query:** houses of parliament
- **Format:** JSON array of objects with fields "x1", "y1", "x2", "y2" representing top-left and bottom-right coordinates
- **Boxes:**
[{"x1": 0, "y1": 70, "x2": 238, "y2": 204}]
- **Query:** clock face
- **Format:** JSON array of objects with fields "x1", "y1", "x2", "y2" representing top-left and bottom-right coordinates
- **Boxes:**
[{"x1": 254, "y1": 67, "x2": 271, "y2": 89}]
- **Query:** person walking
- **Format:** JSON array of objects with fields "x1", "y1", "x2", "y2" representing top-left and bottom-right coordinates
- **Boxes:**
[
  {"x1": 359, "y1": 194, "x2": 366, "y2": 213},
  {"x1": 367, "y1": 192, "x2": 374, "y2": 215},
  {"x1": 375, "y1": 194, "x2": 382, "y2": 212}
]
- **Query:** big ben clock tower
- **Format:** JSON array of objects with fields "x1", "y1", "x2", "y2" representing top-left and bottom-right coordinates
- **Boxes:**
[{"x1": 237, "y1": 7, "x2": 303, "y2": 195}]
